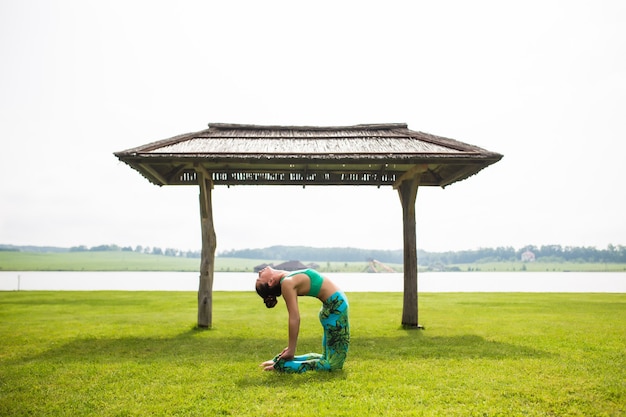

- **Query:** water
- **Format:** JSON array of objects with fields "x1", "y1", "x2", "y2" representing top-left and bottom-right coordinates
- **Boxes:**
[{"x1": 1, "y1": 271, "x2": 625, "y2": 292}]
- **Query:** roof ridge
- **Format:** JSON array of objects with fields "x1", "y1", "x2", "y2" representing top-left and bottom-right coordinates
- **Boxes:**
[{"x1": 207, "y1": 123, "x2": 408, "y2": 131}]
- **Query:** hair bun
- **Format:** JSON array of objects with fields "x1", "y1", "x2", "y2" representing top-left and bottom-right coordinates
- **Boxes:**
[{"x1": 264, "y1": 295, "x2": 278, "y2": 308}]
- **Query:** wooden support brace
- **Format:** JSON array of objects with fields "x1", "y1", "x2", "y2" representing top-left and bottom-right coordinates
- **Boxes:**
[
  {"x1": 392, "y1": 164, "x2": 429, "y2": 190},
  {"x1": 166, "y1": 164, "x2": 193, "y2": 184},
  {"x1": 138, "y1": 163, "x2": 169, "y2": 186},
  {"x1": 195, "y1": 165, "x2": 215, "y2": 189}
]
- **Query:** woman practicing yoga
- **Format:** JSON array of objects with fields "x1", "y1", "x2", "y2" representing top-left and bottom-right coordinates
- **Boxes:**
[{"x1": 255, "y1": 266, "x2": 350, "y2": 373}]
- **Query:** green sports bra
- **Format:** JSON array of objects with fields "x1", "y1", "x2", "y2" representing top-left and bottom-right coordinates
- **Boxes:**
[{"x1": 280, "y1": 269, "x2": 324, "y2": 297}]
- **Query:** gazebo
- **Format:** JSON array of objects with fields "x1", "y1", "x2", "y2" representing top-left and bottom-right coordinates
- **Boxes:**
[{"x1": 114, "y1": 123, "x2": 502, "y2": 328}]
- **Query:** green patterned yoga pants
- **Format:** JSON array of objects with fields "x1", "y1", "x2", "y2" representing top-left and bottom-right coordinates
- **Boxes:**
[{"x1": 273, "y1": 291, "x2": 350, "y2": 373}]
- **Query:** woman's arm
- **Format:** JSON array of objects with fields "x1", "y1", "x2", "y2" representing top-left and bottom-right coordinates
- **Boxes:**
[{"x1": 281, "y1": 282, "x2": 300, "y2": 360}]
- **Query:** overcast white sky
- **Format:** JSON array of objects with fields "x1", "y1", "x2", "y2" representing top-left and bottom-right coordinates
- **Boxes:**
[{"x1": 1, "y1": 1, "x2": 624, "y2": 253}]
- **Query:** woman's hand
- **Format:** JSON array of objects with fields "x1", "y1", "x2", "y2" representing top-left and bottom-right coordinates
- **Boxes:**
[{"x1": 279, "y1": 346, "x2": 295, "y2": 361}]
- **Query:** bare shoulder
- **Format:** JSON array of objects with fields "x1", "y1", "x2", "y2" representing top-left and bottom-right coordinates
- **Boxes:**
[{"x1": 281, "y1": 272, "x2": 310, "y2": 296}]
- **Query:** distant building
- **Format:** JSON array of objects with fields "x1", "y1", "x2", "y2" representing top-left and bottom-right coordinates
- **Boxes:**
[
  {"x1": 274, "y1": 260, "x2": 308, "y2": 271},
  {"x1": 521, "y1": 250, "x2": 536, "y2": 262},
  {"x1": 253, "y1": 263, "x2": 273, "y2": 273},
  {"x1": 254, "y1": 260, "x2": 316, "y2": 272}
]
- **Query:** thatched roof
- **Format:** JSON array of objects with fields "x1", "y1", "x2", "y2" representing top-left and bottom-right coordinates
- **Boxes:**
[{"x1": 114, "y1": 123, "x2": 502, "y2": 187}]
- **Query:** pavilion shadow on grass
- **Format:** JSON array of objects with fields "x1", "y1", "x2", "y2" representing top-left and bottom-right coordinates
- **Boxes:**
[{"x1": 114, "y1": 123, "x2": 503, "y2": 328}]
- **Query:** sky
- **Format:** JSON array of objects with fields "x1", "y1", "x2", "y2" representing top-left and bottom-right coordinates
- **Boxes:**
[{"x1": 1, "y1": 1, "x2": 624, "y2": 253}]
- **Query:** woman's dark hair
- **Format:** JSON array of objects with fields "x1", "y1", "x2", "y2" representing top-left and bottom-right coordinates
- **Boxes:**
[{"x1": 256, "y1": 281, "x2": 282, "y2": 308}]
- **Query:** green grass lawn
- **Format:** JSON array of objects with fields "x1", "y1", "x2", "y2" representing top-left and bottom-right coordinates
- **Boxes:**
[{"x1": 1, "y1": 291, "x2": 624, "y2": 416}]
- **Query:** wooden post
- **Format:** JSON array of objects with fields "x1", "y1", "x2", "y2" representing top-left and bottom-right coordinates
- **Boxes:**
[
  {"x1": 197, "y1": 169, "x2": 216, "y2": 328},
  {"x1": 397, "y1": 176, "x2": 422, "y2": 328}
]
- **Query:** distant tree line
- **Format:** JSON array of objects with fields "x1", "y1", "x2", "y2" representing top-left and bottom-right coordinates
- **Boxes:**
[
  {"x1": 68, "y1": 244, "x2": 201, "y2": 258},
  {"x1": 3, "y1": 243, "x2": 626, "y2": 264},
  {"x1": 418, "y1": 244, "x2": 626, "y2": 265},
  {"x1": 220, "y1": 244, "x2": 626, "y2": 264},
  {"x1": 219, "y1": 245, "x2": 405, "y2": 263}
]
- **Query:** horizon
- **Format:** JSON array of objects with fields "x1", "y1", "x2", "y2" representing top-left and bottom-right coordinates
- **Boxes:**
[{"x1": 3, "y1": 241, "x2": 624, "y2": 254}]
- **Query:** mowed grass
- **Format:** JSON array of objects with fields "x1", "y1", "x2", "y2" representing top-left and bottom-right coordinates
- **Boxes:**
[
  {"x1": 452, "y1": 261, "x2": 626, "y2": 273},
  {"x1": 0, "y1": 252, "x2": 381, "y2": 273},
  {"x1": 0, "y1": 291, "x2": 624, "y2": 416}
]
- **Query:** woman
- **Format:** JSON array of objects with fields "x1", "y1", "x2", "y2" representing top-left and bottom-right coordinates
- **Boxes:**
[{"x1": 255, "y1": 266, "x2": 350, "y2": 373}]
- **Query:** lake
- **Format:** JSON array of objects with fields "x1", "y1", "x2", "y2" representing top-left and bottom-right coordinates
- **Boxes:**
[{"x1": 1, "y1": 271, "x2": 625, "y2": 293}]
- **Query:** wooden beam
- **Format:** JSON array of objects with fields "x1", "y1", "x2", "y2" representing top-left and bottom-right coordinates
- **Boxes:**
[
  {"x1": 392, "y1": 164, "x2": 428, "y2": 189},
  {"x1": 397, "y1": 174, "x2": 423, "y2": 329},
  {"x1": 166, "y1": 163, "x2": 193, "y2": 184},
  {"x1": 137, "y1": 162, "x2": 169, "y2": 186},
  {"x1": 197, "y1": 168, "x2": 216, "y2": 328}
]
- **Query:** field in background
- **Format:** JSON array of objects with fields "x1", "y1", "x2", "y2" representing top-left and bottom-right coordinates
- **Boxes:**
[
  {"x1": 0, "y1": 251, "x2": 392, "y2": 272},
  {"x1": 449, "y1": 261, "x2": 626, "y2": 272},
  {"x1": 1, "y1": 251, "x2": 625, "y2": 272}
]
